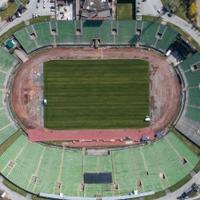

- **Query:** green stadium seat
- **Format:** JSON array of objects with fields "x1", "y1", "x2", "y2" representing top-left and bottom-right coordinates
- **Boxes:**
[
  {"x1": 188, "y1": 88, "x2": 200, "y2": 107},
  {"x1": 14, "y1": 27, "x2": 38, "y2": 53},
  {"x1": 0, "y1": 124, "x2": 16, "y2": 145},
  {"x1": 115, "y1": 20, "x2": 137, "y2": 45},
  {"x1": 56, "y1": 21, "x2": 76, "y2": 45},
  {"x1": 184, "y1": 70, "x2": 200, "y2": 86},
  {"x1": 140, "y1": 21, "x2": 159, "y2": 47},
  {"x1": 50, "y1": 20, "x2": 57, "y2": 32},
  {"x1": 155, "y1": 27, "x2": 178, "y2": 53},
  {"x1": 0, "y1": 72, "x2": 6, "y2": 88},
  {"x1": 33, "y1": 22, "x2": 54, "y2": 47},
  {"x1": 80, "y1": 20, "x2": 113, "y2": 44},
  {"x1": 180, "y1": 53, "x2": 200, "y2": 72},
  {"x1": 0, "y1": 91, "x2": 3, "y2": 108},
  {"x1": 0, "y1": 48, "x2": 18, "y2": 71},
  {"x1": 186, "y1": 106, "x2": 200, "y2": 122},
  {"x1": 0, "y1": 109, "x2": 10, "y2": 128},
  {"x1": 0, "y1": 132, "x2": 198, "y2": 197}
]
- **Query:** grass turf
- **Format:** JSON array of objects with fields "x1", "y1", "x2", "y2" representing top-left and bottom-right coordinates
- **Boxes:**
[
  {"x1": 44, "y1": 59, "x2": 149, "y2": 130},
  {"x1": 117, "y1": 4, "x2": 132, "y2": 20}
]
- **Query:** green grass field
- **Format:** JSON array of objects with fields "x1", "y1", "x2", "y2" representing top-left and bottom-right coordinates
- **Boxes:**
[
  {"x1": 44, "y1": 59, "x2": 149, "y2": 130},
  {"x1": 117, "y1": 4, "x2": 133, "y2": 20}
]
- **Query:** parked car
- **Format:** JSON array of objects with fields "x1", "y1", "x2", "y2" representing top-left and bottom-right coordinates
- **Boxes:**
[
  {"x1": 18, "y1": 5, "x2": 27, "y2": 14},
  {"x1": 6, "y1": 16, "x2": 13, "y2": 22},
  {"x1": 15, "y1": 12, "x2": 21, "y2": 18}
]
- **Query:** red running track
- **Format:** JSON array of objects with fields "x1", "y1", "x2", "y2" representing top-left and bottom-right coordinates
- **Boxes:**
[{"x1": 28, "y1": 128, "x2": 155, "y2": 147}]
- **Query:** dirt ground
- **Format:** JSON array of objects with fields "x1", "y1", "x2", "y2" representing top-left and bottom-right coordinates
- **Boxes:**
[{"x1": 11, "y1": 47, "x2": 181, "y2": 145}]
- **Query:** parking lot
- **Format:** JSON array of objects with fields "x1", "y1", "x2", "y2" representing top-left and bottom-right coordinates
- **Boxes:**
[
  {"x1": 34, "y1": 0, "x2": 56, "y2": 17},
  {"x1": 56, "y1": 2, "x2": 72, "y2": 20}
]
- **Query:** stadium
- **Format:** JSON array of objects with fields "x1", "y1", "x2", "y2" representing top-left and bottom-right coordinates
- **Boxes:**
[{"x1": 0, "y1": 19, "x2": 199, "y2": 200}]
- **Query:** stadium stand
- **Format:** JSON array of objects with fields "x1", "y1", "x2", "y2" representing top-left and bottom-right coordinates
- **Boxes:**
[
  {"x1": 115, "y1": 20, "x2": 137, "y2": 45},
  {"x1": 14, "y1": 27, "x2": 38, "y2": 53},
  {"x1": 0, "y1": 47, "x2": 18, "y2": 145},
  {"x1": 81, "y1": 20, "x2": 112, "y2": 44},
  {"x1": 186, "y1": 106, "x2": 200, "y2": 121},
  {"x1": 0, "y1": 108, "x2": 17, "y2": 145},
  {"x1": 176, "y1": 116, "x2": 200, "y2": 146},
  {"x1": 0, "y1": 91, "x2": 3, "y2": 108},
  {"x1": 33, "y1": 22, "x2": 54, "y2": 47},
  {"x1": 55, "y1": 21, "x2": 76, "y2": 45},
  {"x1": 0, "y1": 132, "x2": 198, "y2": 197},
  {"x1": 0, "y1": 72, "x2": 6, "y2": 88},
  {"x1": 140, "y1": 21, "x2": 159, "y2": 47},
  {"x1": 177, "y1": 52, "x2": 200, "y2": 71},
  {"x1": 155, "y1": 26, "x2": 178, "y2": 53},
  {"x1": 13, "y1": 20, "x2": 179, "y2": 53},
  {"x1": 0, "y1": 109, "x2": 10, "y2": 128},
  {"x1": 184, "y1": 70, "x2": 200, "y2": 86},
  {"x1": 0, "y1": 124, "x2": 17, "y2": 145},
  {"x1": 0, "y1": 19, "x2": 199, "y2": 199},
  {"x1": 0, "y1": 48, "x2": 18, "y2": 72},
  {"x1": 188, "y1": 88, "x2": 200, "y2": 107},
  {"x1": 50, "y1": 20, "x2": 57, "y2": 37},
  {"x1": 175, "y1": 52, "x2": 200, "y2": 146}
]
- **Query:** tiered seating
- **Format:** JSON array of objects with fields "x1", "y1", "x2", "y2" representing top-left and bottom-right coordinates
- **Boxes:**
[
  {"x1": 32, "y1": 147, "x2": 62, "y2": 193},
  {"x1": 184, "y1": 70, "x2": 200, "y2": 86},
  {"x1": 33, "y1": 22, "x2": 54, "y2": 47},
  {"x1": 0, "y1": 132, "x2": 198, "y2": 197},
  {"x1": 56, "y1": 21, "x2": 76, "y2": 44},
  {"x1": 186, "y1": 107, "x2": 200, "y2": 121},
  {"x1": 0, "y1": 109, "x2": 11, "y2": 129},
  {"x1": 50, "y1": 20, "x2": 57, "y2": 32},
  {"x1": 0, "y1": 48, "x2": 18, "y2": 144},
  {"x1": 14, "y1": 27, "x2": 38, "y2": 53},
  {"x1": 0, "y1": 48, "x2": 18, "y2": 72},
  {"x1": 115, "y1": 20, "x2": 136, "y2": 45},
  {"x1": 188, "y1": 88, "x2": 200, "y2": 107},
  {"x1": 14, "y1": 20, "x2": 181, "y2": 51},
  {"x1": 140, "y1": 21, "x2": 159, "y2": 47},
  {"x1": 81, "y1": 20, "x2": 112, "y2": 44},
  {"x1": 0, "y1": 91, "x2": 3, "y2": 108},
  {"x1": 178, "y1": 53, "x2": 200, "y2": 123},
  {"x1": 179, "y1": 52, "x2": 200, "y2": 71},
  {"x1": 0, "y1": 124, "x2": 17, "y2": 145},
  {"x1": 176, "y1": 52, "x2": 200, "y2": 145},
  {"x1": 56, "y1": 150, "x2": 82, "y2": 195},
  {"x1": 0, "y1": 72, "x2": 6, "y2": 88},
  {"x1": 0, "y1": 108, "x2": 16, "y2": 144},
  {"x1": 155, "y1": 26, "x2": 178, "y2": 53}
]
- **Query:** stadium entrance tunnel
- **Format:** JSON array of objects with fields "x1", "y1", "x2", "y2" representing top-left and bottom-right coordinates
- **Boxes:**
[
  {"x1": 166, "y1": 36, "x2": 197, "y2": 64},
  {"x1": 84, "y1": 172, "x2": 112, "y2": 184}
]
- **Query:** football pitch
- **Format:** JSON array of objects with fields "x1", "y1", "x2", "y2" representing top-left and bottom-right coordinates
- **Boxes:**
[{"x1": 44, "y1": 59, "x2": 149, "y2": 130}]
